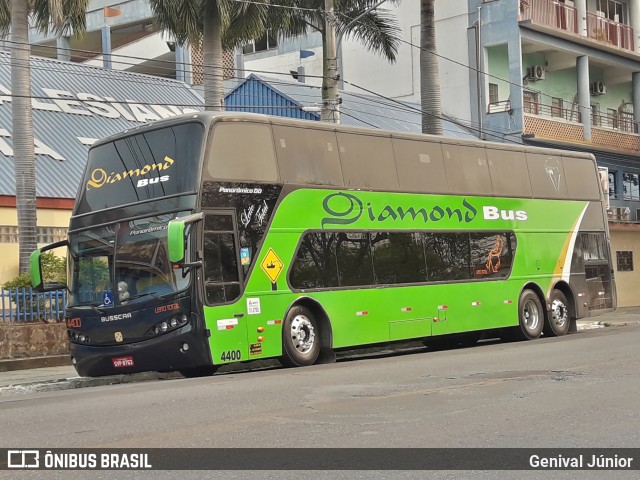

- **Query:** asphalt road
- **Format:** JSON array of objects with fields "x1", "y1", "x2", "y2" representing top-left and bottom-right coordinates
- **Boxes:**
[{"x1": 1, "y1": 324, "x2": 639, "y2": 480}]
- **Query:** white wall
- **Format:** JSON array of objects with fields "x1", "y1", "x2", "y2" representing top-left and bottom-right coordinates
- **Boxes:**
[
  {"x1": 341, "y1": 2, "x2": 420, "y2": 101},
  {"x1": 436, "y1": 3, "x2": 474, "y2": 125},
  {"x1": 242, "y1": 47, "x2": 325, "y2": 87},
  {"x1": 238, "y1": 3, "x2": 475, "y2": 124}
]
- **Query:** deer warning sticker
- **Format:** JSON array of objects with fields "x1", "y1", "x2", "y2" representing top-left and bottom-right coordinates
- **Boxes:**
[{"x1": 260, "y1": 248, "x2": 284, "y2": 283}]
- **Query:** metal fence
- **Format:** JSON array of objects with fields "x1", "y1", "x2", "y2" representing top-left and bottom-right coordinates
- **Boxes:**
[{"x1": 0, "y1": 287, "x2": 66, "y2": 323}]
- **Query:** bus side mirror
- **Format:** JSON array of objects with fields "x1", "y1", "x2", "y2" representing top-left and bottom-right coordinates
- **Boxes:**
[
  {"x1": 167, "y1": 212, "x2": 203, "y2": 266},
  {"x1": 30, "y1": 249, "x2": 44, "y2": 291},
  {"x1": 30, "y1": 240, "x2": 68, "y2": 292}
]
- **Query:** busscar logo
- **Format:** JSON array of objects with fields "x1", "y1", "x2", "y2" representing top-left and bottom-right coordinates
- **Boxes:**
[
  {"x1": 101, "y1": 313, "x2": 132, "y2": 323},
  {"x1": 8, "y1": 450, "x2": 39, "y2": 468}
]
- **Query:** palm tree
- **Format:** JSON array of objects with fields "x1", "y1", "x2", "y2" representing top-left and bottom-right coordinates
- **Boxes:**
[
  {"x1": 148, "y1": 0, "x2": 269, "y2": 111},
  {"x1": 271, "y1": 0, "x2": 402, "y2": 122},
  {"x1": 0, "y1": 0, "x2": 89, "y2": 273},
  {"x1": 420, "y1": 0, "x2": 442, "y2": 134}
]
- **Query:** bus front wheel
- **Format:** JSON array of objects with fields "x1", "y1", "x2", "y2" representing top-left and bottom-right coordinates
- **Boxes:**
[
  {"x1": 544, "y1": 289, "x2": 571, "y2": 337},
  {"x1": 515, "y1": 289, "x2": 544, "y2": 340},
  {"x1": 282, "y1": 306, "x2": 320, "y2": 367}
]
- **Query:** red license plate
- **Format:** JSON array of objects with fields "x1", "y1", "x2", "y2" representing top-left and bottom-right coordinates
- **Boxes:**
[{"x1": 112, "y1": 356, "x2": 134, "y2": 368}]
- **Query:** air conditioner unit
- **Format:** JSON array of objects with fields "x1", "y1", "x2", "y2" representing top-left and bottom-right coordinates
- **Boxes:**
[
  {"x1": 527, "y1": 65, "x2": 545, "y2": 81},
  {"x1": 590, "y1": 81, "x2": 607, "y2": 95},
  {"x1": 608, "y1": 206, "x2": 630, "y2": 221}
]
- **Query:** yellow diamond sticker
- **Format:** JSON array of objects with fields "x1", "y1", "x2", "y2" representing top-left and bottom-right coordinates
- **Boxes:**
[{"x1": 260, "y1": 248, "x2": 284, "y2": 284}]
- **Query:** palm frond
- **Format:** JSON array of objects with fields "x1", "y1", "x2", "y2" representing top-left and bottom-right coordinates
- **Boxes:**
[
  {"x1": 148, "y1": 0, "x2": 204, "y2": 46},
  {"x1": 336, "y1": 7, "x2": 400, "y2": 62},
  {"x1": 0, "y1": 0, "x2": 10, "y2": 35},
  {"x1": 222, "y1": 0, "x2": 269, "y2": 49},
  {"x1": 29, "y1": 0, "x2": 90, "y2": 37}
]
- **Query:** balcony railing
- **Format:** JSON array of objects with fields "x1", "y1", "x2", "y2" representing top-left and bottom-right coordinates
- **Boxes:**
[
  {"x1": 586, "y1": 11, "x2": 634, "y2": 51},
  {"x1": 524, "y1": 104, "x2": 640, "y2": 151},
  {"x1": 487, "y1": 100, "x2": 511, "y2": 113},
  {"x1": 520, "y1": 0, "x2": 578, "y2": 34},
  {"x1": 592, "y1": 112, "x2": 638, "y2": 133},
  {"x1": 520, "y1": 0, "x2": 635, "y2": 52},
  {"x1": 523, "y1": 100, "x2": 581, "y2": 123}
]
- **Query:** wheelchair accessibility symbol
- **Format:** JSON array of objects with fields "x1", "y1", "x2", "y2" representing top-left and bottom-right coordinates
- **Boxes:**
[{"x1": 103, "y1": 292, "x2": 114, "y2": 306}]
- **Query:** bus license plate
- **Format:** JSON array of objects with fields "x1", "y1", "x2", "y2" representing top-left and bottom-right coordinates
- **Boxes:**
[{"x1": 112, "y1": 356, "x2": 134, "y2": 368}]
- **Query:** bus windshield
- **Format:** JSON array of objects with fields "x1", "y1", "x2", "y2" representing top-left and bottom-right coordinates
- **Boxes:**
[{"x1": 68, "y1": 213, "x2": 190, "y2": 307}]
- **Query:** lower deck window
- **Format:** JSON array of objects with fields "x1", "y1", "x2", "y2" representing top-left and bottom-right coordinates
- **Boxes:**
[{"x1": 289, "y1": 230, "x2": 516, "y2": 290}]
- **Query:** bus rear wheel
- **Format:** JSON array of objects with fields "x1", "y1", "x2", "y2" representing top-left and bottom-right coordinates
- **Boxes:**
[
  {"x1": 282, "y1": 306, "x2": 320, "y2": 367},
  {"x1": 544, "y1": 289, "x2": 571, "y2": 337},
  {"x1": 514, "y1": 289, "x2": 544, "y2": 340}
]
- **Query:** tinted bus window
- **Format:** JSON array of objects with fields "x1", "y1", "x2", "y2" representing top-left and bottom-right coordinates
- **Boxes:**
[
  {"x1": 203, "y1": 214, "x2": 240, "y2": 305},
  {"x1": 289, "y1": 232, "x2": 338, "y2": 289},
  {"x1": 75, "y1": 122, "x2": 204, "y2": 215},
  {"x1": 335, "y1": 232, "x2": 374, "y2": 287},
  {"x1": 207, "y1": 122, "x2": 278, "y2": 182},
  {"x1": 424, "y1": 233, "x2": 471, "y2": 281},
  {"x1": 470, "y1": 233, "x2": 515, "y2": 279},
  {"x1": 290, "y1": 230, "x2": 517, "y2": 290},
  {"x1": 371, "y1": 232, "x2": 427, "y2": 284}
]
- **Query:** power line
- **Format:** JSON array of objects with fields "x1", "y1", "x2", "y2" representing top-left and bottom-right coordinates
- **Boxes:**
[{"x1": 0, "y1": 4, "x2": 552, "y2": 139}]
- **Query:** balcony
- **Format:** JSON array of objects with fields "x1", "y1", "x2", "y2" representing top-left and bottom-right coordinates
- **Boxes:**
[
  {"x1": 520, "y1": 0, "x2": 578, "y2": 34},
  {"x1": 523, "y1": 100, "x2": 640, "y2": 151},
  {"x1": 519, "y1": 0, "x2": 635, "y2": 52},
  {"x1": 586, "y1": 11, "x2": 634, "y2": 51}
]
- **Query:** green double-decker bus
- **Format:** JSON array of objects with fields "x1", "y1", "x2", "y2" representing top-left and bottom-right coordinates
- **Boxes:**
[{"x1": 31, "y1": 112, "x2": 616, "y2": 377}]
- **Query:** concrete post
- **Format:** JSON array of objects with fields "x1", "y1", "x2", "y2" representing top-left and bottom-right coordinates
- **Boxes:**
[
  {"x1": 630, "y1": 0, "x2": 640, "y2": 53},
  {"x1": 56, "y1": 36, "x2": 71, "y2": 62},
  {"x1": 633, "y1": 72, "x2": 640, "y2": 131},
  {"x1": 577, "y1": 55, "x2": 592, "y2": 141},
  {"x1": 576, "y1": 0, "x2": 588, "y2": 37},
  {"x1": 101, "y1": 25, "x2": 112, "y2": 70},
  {"x1": 176, "y1": 44, "x2": 185, "y2": 83}
]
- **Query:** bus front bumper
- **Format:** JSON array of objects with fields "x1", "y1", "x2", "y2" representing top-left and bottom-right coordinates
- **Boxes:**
[{"x1": 69, "y1": 326, "x2": 211, "y2": 377}]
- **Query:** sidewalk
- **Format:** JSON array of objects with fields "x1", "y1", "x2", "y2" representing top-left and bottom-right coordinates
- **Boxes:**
[{"x1": 1, "y1": 307, "x2": 639, "y2": 392}]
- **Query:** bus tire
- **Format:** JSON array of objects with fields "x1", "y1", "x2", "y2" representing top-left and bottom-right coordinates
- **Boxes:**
[
  {"x1": 515, "y1": 289, "x2": 544, "y2": 340},
  {"x1": 544, "y1": 289, "x2": 571, "y2": 337},
  {"x1": 282, "y1": 306, "x2": 320, "y2": 367}
]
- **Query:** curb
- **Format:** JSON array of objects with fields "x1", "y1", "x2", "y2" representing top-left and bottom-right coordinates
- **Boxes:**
[{"x1": 0, "y1": 355, "x2": 71, "y2": 373}]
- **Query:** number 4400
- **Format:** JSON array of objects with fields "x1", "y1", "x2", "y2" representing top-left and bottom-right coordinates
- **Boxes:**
[{"x1": 220, "y1": 350, "x2": 241, "y2": 362}]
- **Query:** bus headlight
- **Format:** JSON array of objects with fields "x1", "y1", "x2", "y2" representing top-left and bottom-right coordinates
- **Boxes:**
[{"x1": 146, "y1": 313, "x2": 189, "y2": 336}]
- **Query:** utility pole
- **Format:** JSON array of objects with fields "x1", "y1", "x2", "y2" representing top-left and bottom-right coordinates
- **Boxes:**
[
  {"x1": 324, "y1": 0, "x2": 389, "y2": 123},
  {"x1": 322, "y1": 0, "x2": 340, "y2": 123}
]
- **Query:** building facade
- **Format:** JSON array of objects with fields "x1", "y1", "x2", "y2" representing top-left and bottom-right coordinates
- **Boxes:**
[{"x1": 451, "y1": 0, "x2": 640, "y2": 307}]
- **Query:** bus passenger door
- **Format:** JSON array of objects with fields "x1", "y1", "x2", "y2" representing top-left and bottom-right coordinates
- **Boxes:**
[{"x1": 202, "y1": 211, "x2": 248, "y2": 364}]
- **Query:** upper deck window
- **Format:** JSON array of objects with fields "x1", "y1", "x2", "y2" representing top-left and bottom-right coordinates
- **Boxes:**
[
  {"x1": 206, "y1": 122, "x2": 278, "y2": 182},
  {"x1": 75, "y1": 122, "x2": 204, "y2": 215}
]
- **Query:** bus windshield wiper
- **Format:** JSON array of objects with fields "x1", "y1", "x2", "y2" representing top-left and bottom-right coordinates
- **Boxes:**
[{"x1": 124, "y1": 291, "x2": 167, "y2": 302}]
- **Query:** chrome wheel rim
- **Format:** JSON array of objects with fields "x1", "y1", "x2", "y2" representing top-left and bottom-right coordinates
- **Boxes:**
[
  {"x1": 551, "y1": 299, "x2": 568, "y2": 328},
  {"x1": 290, "y1": 314, "x2": 315, "y2": 354},
  {"x1": 523, "y1": 299, "x2": 540, "y2": 331}
]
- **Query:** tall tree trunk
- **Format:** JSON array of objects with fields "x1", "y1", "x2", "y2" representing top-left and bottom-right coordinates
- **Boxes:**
[
  {"x1": 321, "y1": 0, "x2": 339, "y2": 123},
  {"x1": 11, "y1": 0, "x2": 38, "y2": 273},
  {"x1": 420, "y1": 0, "x2": 442, "y2": 135},
  {"x1": 203, "y1": 11, "x2": 224, "y2": 111}
]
